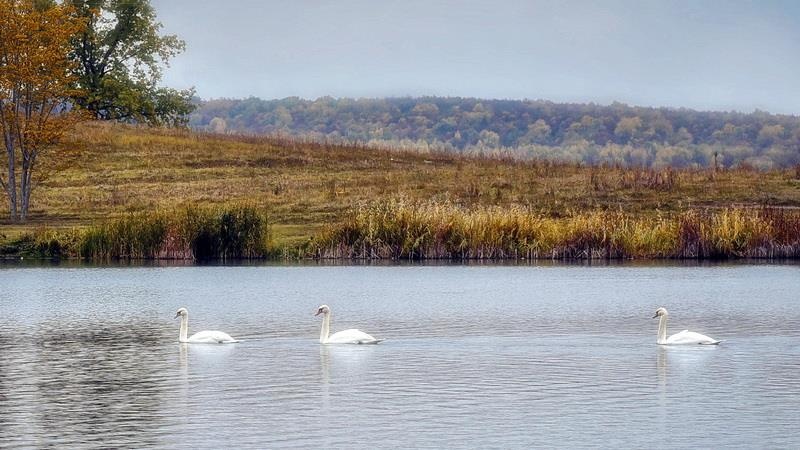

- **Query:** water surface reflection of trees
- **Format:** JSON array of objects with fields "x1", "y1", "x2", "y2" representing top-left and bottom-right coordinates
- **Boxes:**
[{"x1": 6, "y1": 321, "x2": 179, "y2": 447}]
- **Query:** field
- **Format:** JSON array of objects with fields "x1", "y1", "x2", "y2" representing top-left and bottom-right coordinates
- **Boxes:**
[{"x1": 1, "y1": 122, "x2": 799, "y2": 258}]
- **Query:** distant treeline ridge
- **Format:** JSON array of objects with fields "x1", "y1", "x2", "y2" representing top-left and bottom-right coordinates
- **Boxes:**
[{"x1": 191, "y1": 97, "x2": 800, "y2": 169}]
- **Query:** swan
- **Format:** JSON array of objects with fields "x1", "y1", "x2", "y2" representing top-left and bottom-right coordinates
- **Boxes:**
[
  {"x1": 175, "y1": 307, "x2": 238, "y2": 344},
  {"x1": 653, "y1": 307, "x2": 720, "y2": 345},
  {"x1": 315, "y1": 305, "x2": 382, "y2": 344}
]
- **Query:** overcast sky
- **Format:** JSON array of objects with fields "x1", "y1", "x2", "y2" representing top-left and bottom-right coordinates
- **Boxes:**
[{"x1": 151, "y1": 0, "x2": 800, "y2": 114}]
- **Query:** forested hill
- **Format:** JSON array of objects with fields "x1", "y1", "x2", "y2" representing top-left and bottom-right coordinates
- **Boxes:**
[{"x1": 190, "y1": 97, "x2": 800, "y2": 169}]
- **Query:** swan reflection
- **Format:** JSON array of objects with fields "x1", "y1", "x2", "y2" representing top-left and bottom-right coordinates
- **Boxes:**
[{"x1": 657, "y1": 343, "x2": 719, "y2": 390}]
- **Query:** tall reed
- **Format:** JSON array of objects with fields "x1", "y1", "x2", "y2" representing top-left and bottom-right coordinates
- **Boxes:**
[
  {"x1": 79, "y1": 205, "x2": 271, "y2": 260},
  {"x1": 311, "y1": 200, "x2": 800, "y2": 260},
  {"x1": 80, "y1": 212, "x2": 169, "y2": 259}
]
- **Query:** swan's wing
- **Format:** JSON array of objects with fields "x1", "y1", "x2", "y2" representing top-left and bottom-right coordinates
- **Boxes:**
[
  {"x1": 188, "y1": 330, "x2": 238, "y2": 344},
  {"x1": 326, "y1": 328, "x2": 381, "y2": 344},
  {"x1": 666, "y1": 330, "x2": 720, "y2": 345}
]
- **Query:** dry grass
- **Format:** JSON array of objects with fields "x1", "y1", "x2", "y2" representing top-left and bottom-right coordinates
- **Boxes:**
[
  {"x1": 1, "y1": 122, "x2": 799, "y2": 257},
  {"x1": 311, "y1": 200, "x2": 800, "y2": 260}
]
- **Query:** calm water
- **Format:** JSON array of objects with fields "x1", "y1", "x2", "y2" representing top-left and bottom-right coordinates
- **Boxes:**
[{"x1": 1, "y1": 263, "x2": 799, "y2": 448}]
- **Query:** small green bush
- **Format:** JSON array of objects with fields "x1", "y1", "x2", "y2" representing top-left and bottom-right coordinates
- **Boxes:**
[{"x1": 79, "y1": 205, "x2": 271, "y2": 260}]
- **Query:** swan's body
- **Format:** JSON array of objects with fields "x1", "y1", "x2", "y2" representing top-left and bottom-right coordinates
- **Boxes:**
[
  {"x1": 325, "y1": 328, "x2": 380, "y2": 344},
  {"x1": 653, "y1": 307, "x2": 720, "y2": 345},
  {"x1": 175, "y1": 307, "x2": 238, "y2": 344},
  {"x1": 315, "y1": 305, "x2": 382, "y2": 344}
]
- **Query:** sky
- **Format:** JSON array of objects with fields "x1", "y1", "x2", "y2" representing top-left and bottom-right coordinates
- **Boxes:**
[{"x1": 151, "y1": 0, "x2": 800, "y2": 115}]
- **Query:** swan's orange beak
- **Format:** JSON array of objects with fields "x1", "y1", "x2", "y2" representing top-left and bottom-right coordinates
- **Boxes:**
[
  {"x1": 174, "y1": 312, "x2": 180, "y2": 319},
  {"x1": 652, "y1": 313, "x2": 658, "y2": 319},
  {"x1": 314, "y1": 310, "x2": 322, "y2": 316}
]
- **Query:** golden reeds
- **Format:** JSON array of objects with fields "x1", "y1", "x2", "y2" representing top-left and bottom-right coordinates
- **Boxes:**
[{"x1": 311, "y1": 200, "x2": 800, "y2": 260}]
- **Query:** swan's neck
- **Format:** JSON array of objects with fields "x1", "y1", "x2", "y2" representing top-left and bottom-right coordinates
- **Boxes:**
[
  {"x1": 657, "y1": 315, "x2": 668, "y2": 344},
  {"x1": 320, "y1": 313, "x2": 331, "y2": 344},
  {"x1": 179, "y1": 315, "x2": 189, "y2": 342}
]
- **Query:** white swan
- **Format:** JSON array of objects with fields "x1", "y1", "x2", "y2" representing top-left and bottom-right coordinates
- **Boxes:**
[
  {"x1": 315, "y1": 305, "x2": 382, "y2": 344},
  {"x1": 653, "y1": 307, "x2": 720, "y2": 345},
  {"x1": 175, "y1": 307, "x2": 238, "y2": 344}
]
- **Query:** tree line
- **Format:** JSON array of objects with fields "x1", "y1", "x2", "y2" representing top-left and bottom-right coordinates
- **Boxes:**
[{"x1": 192, "y1": 97, "x2": 800, "y2": 169}]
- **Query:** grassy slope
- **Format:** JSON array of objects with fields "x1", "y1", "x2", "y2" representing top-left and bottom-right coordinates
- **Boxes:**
[{"x1": 2, "y1": 122, "x2": 799, "y2": 249}]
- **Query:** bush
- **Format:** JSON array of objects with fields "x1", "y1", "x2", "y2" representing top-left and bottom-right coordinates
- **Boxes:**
[{"x1": 80, "y1": 205, "x2": 271, "y2": 260}]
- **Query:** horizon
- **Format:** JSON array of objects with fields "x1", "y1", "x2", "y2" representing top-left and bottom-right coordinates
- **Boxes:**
[{"x1": 153, "y1": 0, "x2": 800, "y2": 116}]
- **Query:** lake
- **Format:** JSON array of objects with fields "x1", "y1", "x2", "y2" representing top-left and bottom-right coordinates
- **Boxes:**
[{"x1": 1, "y1": 263, "x2": 799, "y2": 448}]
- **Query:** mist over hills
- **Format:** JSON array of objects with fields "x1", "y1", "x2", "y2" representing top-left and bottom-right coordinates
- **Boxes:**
[{"x1": 191, "y1": 97, "x2": 800, "y2": 169}]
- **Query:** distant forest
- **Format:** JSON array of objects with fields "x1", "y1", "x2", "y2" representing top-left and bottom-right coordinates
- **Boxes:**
[{"x1": 190, "y1": 97, "x2": 800, "y2": 169}]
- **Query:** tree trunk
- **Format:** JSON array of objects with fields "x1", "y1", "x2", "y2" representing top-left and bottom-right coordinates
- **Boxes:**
[
  {"x1": 20, "y1": 152, "x2": 31, "y2": 220},
  {"x1": 3, "y1": 135, "x2": 17, "y2": 221}
]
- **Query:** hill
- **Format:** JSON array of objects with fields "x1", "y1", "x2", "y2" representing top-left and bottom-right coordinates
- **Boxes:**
[
  {"x1": 1, "y1": 122, "x2": 798, "y2": 257},
  {"x1": 191, "y1": 97, "x2": 800, "y2": 170}
]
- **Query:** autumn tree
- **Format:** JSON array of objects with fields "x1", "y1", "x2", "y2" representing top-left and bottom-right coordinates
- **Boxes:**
[
  {"x1": 68, "y1": 0, "x2": 194, "y2": 126},
  {"x1": 0, "y1": 0, "x2": 85, "y2": 221},
  {"x1": 756, "y1": 124, "x2": 784, "y2": 148},
  {"x1": 614, "y1": 116, "x2": 642, "y2": 144},
  {"x1": 519, "y1": 119, "x2": 551, "y2": 145}
]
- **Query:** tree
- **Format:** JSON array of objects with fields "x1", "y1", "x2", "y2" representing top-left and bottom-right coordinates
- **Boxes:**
[
  {"x1": 566, "y1": 115, "x2": 605, "y2": 143},
  {"x1": 0, "y1": 0, "x2": 85, "y2": 221},
  {"x1": 519, "y1": 119, "x2": 551, "y2": 145},
  {"x1": 208, "y1": 117, "x2": 227, "y2": 134},
  {"x1": 614, "y1": 117, "x2": 642, "y2": 143},
  {"x1": 68, "y1": 0, "x2": 194, "y2": 126},
  {"x1": 649, "y1": 116, "x2": 674, "y2": 142},
  {"x1": 756, "y1": 124, "x2": 784, "y2": 148},
  {"x1": 712, "y1": 123, "x2": 741, "y2": 146}
]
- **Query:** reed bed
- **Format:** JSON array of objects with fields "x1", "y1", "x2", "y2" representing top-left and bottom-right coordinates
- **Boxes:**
[
  {"x1": 0, "y1": 228, "x2": 83, "y2": 259},
  {"x1": 311, "y1": 200, "x2": 800, "y2": 260},
  {"x1": 9, "y1": 205, "x2": 272, "y2": 260},
  {"x1": 82, "y1": 205, "x2": 272, "y2": 260}
]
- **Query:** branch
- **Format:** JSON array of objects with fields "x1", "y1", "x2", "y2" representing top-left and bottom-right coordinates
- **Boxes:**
[
  {"x1": 98, "y1": 8, "x2": 135, "y2": 75},
  {"x1": 80, "y1": 26, "x2": 96, "y2": 79}
]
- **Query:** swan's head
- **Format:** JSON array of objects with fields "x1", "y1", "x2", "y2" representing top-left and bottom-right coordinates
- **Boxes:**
[
  {"x1": 652, "y1": 307, "x2": 668, "y2": 319},
  {"x1": 175, "y1": 307, "x2": 188, "y2": 319},
  {"x1": 315, "y1": 305, "x2": 330, "y2": 316}
]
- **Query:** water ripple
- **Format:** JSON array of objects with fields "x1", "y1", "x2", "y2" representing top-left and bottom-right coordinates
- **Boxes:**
[{"x1": 0, "y1": 264, "x2": 798, "y2": 448}]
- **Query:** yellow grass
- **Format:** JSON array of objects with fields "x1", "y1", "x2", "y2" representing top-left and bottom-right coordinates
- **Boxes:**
[
  {"x1": 1, "y1": 122, "x2": 799, "y2": 258},
  {"x1": 311, "y1": 200, "x2": 800, "y2": 259}
]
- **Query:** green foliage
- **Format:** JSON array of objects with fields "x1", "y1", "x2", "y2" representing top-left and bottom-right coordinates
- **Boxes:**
[
  {"x1": 80, "y1": 211, "x2": 168, "y2": 258},
  {"x1": 181, "y1": 205, "x2": 271, "y2": 260},
  {"x1": 192, "y1": 97, "x2": 800, "y2": 169},
  {"x1": 68, "y1": 0, "x2": 195, "y2": 126},
  {"x1": 78, "y1": 205, "x2": 271, "y2": 260},
  {"x1": 0, "y1": 228, "x2": 81, "y2": 258}
]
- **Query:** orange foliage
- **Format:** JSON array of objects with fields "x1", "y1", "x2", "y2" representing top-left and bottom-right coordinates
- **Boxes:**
[{"x1": 0, "y1": 0, "x2": 86, "y2": 220}]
